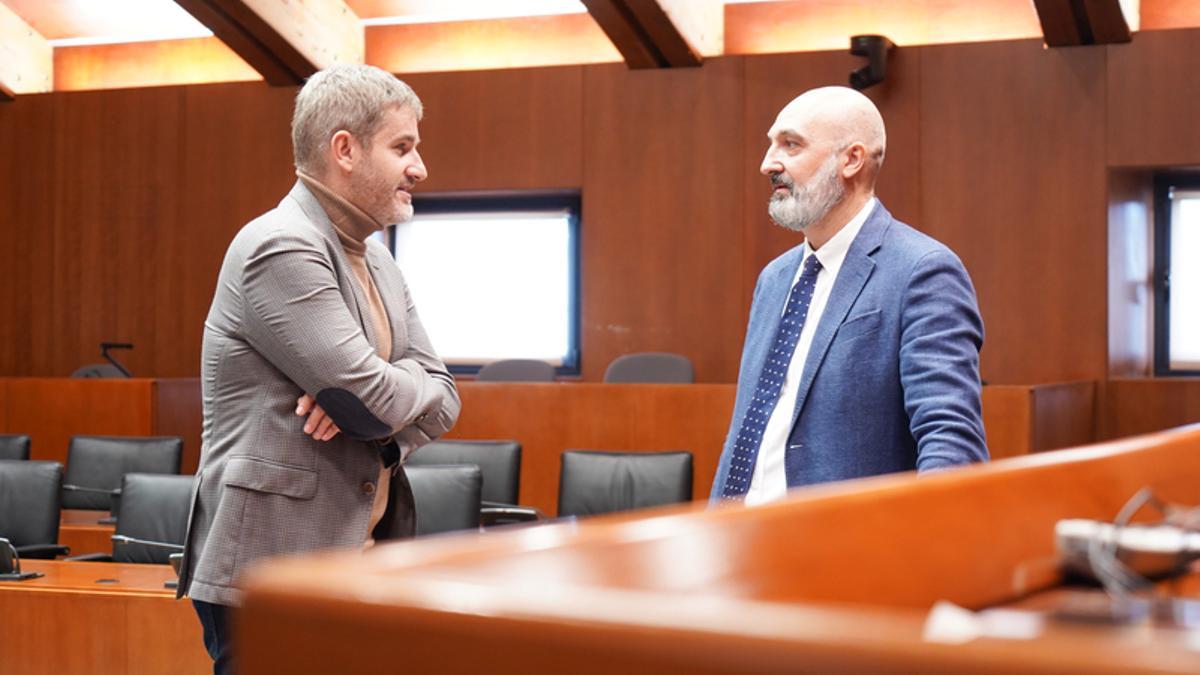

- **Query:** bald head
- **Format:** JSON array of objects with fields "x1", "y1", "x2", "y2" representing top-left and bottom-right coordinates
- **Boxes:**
[
  {"x1": 771, "y1": 86, "x2": 887, "y2": 184},
  {"x1": 760, "y1": 86, "x2": 887, "y2": 243}
]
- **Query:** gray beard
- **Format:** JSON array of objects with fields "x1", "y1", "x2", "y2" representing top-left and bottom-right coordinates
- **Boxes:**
[{"x1": 768, "y1": 158, "x2": 845, "y2": 232}]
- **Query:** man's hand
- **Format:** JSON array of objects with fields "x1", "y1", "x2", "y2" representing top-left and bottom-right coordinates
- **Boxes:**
[{"x1": 296, "y1": 394, "x2": 341, "y2": 441}]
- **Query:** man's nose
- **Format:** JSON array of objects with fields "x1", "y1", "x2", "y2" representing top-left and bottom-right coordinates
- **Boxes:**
[
  {"x1": 408, "y1": 150, "x2": 428, "y2": 182},
  {"x1": 760, "y1": 151, "x2": 781, "y2": 176}
]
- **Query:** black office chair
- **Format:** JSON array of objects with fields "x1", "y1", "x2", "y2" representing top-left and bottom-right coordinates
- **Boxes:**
[
  {"x1": 0, "y1": 460, "x2": 70, "y2": 559},
  {"x1": 406, "y1": 440, "x2": 521, "y2": 504},
  {"x1": 70, "y1": 473, "x2": 194, "y2": 564},
  {"x1": 476, "y1": 359, "x2": 556, "y2": 382},
  {"x1": 397, "y1": 464, "x2": 483, "y2": 537},
  {"x1": 557, "y1": 450, "x2": 694, "y2": 518},
  {"x1": 62, "y1": 435, "x2": 182, "y2": 513},
  {"x1": 0, "y1": 434, "x2": 31, "y2": 460},
  {"x1": 603, "y1": 352, "x2": 695, "y2": 383},
  {"x1": 406, "y1": 440, "x2": 540, "y2": 526},
  {"x1": 70, "y1": 364, "x2": 129, "y2": 378}
]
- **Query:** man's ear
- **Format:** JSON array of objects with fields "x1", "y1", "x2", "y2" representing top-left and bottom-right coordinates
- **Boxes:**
[
  {"x1": 841, "y1": 142, "x2": 868, "y2": 180},
  {"x1": 330, "y1": 130, "x2": 356, "y2": 173}
]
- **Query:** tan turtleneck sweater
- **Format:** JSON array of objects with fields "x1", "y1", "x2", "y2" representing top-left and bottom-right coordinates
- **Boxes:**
[{"x1": 298, "y1": 172, "x2": 393, "y2": 546}]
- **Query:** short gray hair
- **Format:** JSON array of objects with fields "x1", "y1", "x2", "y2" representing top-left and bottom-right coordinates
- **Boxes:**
[{"x1": 291, "y1": 64, "x2": 424, "y2": 174}]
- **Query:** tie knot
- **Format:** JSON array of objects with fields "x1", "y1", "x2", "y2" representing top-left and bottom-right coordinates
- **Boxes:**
[{"x1": 803, "y1": 254, "x2": 822, "y2": 275}]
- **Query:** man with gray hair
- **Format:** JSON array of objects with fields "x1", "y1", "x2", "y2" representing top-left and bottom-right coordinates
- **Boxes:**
[
  {"x1": 711, "y1": 86, "x2": 987, "y2": 505},
  {"x1": 178, "y1": 64, "x2": 460, "y2": 673}
]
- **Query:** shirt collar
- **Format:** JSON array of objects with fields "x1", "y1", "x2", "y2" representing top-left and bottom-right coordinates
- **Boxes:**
[
  {"x1": 804, "y1": 196, "x2": 877, "y2": 275},
  {"x1": 296, "y1": 171, "x2": 383, "y2": 255}
]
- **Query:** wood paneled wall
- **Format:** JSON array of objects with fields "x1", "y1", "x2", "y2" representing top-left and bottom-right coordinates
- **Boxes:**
[
  {"x1": 1107, "y1": 169, "x2": 1154, "y2": 378},
  {"x1": 920, "y1": 39, "x2": 1109, "y2": 383},
  {"x1": 0, "y1": 377, "x2": 203, "y2": 473},
  {"x1": 2, "y1": 30, "x2": 1200, "y2": 396},
  {"x1": 1104, "y1": 378, "x2": 1200, "y2": 440},
  {"x1": 582, "y1": 59, "x2": 746, "y2": 381}
]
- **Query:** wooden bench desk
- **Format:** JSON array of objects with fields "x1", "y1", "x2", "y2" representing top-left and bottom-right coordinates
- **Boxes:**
[
  {"x1": 0, "y1": 560, "x2": 208, "y2": 674},
  {"x1": 447, "y1": 380, "x2": 1097, "y2": 514},
  {"x1": 59, "y1": 509, "x2": 115, "y2": 556},
  {"x1": 1, "y1": 378, "x2": 1096, "y2": 516},
  {"x1": 237, "y1": 424, "x2": 1200, "y2": 674}
]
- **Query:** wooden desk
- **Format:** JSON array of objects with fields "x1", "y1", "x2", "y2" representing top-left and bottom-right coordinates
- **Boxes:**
[
  {"x1": 446, "y1": 382, "x2": 735, "y2": 514},
  {"x1": 237, "y1": 424, "x2": 1200, "y2": 674},
  {"x1": 59, "y1": 509, "x2": 115, "y2": 556},
  {"x1": 0, "y1": 378, "x2": 1097, "y2": 514},
  {"x1": 0, "y1": 377, "x2": 202, "y2": 473},
  {"x1": 0, "y1": 560, "x2": 208, "y2": 674},
  {"x1": 447, "y1": 381, "x2": 1097, "y2": 514},
  {"x1": 982, "y1": 380, "x2": 1096, "y2": 459}
]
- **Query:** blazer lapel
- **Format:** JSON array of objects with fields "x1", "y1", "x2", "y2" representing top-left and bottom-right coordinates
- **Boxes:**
[
  {"x1": 287, "y1": 181, "x2": 376, "y2": 348},
  {"x1": 745, "y1": 246, "x2": 806, "y2": 387},
  {"x1": 789, "y1": 203, "x2": 892, "y2": 426}
]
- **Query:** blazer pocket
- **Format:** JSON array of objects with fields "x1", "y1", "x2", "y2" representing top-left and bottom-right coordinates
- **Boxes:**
[
  {"x1": 836, "y1": 309, "x2": 882, "y2": 342},
  {"x1": 224, "y1": 456, "x2": 318, "y2": 500}
]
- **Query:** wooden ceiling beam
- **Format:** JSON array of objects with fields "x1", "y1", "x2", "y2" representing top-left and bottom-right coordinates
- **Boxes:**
[
  {"x1": 1032, "y1": 0, "x2": 1135, "y2": 47},
  {"x1": 173, "y1": 0, "x2": 363, "y2": 86},
  {"x1": 0, "y1": 2, "x2": 52, "y2": 101},
  {"x1": 582, "y1": 0, "x2": 722, "y2": 69},
  {"x1": 1082, "y1": 0, "x2": 1136, "y2": 43},
  {"x1": 581, "y1": 0, "x2": 663, "y2": 68}
]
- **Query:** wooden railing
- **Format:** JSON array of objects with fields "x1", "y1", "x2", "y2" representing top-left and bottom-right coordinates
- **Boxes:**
[{"x1": 236, "y1": 424, "x2": 1200, "y2": 674}]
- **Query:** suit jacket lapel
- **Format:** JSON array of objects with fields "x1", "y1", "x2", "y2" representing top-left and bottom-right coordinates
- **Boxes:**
[
  {"x1": 287, "y1": 181, "x2": 377, "y2": 349},
  {"x1": 789, "y1": 203, "x2": 892, "y2": 426},
  {"x1": 746, "y1": 246, "x2": 806, "y2": 388}
]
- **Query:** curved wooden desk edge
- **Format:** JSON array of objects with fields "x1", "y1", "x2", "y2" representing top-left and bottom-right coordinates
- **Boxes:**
[{"x1": 239, "y1": 424, "x2": 1200, "y2": 674}]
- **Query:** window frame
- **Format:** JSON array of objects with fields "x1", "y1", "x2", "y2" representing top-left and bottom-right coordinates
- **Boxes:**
[
  {"x1": 1153, "y1": 172, "x2": 1200, "y2": 376},
  {"x1": 389, "y1": 191, "x2": 583, "y2": 377}
]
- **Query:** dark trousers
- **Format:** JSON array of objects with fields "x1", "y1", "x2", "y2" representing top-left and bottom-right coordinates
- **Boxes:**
[{"x1": 193, "y1": 599, "x2": 235, "y2": 675}]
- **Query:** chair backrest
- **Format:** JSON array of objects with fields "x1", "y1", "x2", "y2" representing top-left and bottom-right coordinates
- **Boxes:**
[
  {"x1": 405, "y1": 440, "x2": 521, "y2": 505},
  {"x1": 0, "y1": 460, "x2": 63, "y2": 550},
  {"x1": 603, "y1": 352, "x2": 695, "y2": 384},
  {"x1": 71, "y1": 363, "x2": 130, "y2": 378},
  {"x1": 63, "y1": 435, "x2": 183, "y2": 510},
  {"x1": 113, "y1": 473, "x2": 195, "y2": 564},
  {"x1": 476, "y1": 359, "x2": 556, "y2": 382},
  {"x1": 0, "y1": 434, "x2": 31, "y2": 460},
  {"x1": 404, "y1": 465, "x2": 482, "y2": 536},
  {"x1": 558, "y1": 450, "x2": 693, "y2": 517}
]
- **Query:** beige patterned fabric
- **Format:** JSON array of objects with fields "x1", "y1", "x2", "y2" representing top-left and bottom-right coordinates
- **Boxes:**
[
  {"x1": 297, "y1": 172, "x2": 395, "y2": 540},
  {"x1": 178, "y1": 181, "x2": 460, "y2": 606}
]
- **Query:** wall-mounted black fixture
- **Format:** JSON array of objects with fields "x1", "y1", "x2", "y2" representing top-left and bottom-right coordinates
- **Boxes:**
[{"x1": 849, "y1": 35, "x2": 894, "y2": 91}]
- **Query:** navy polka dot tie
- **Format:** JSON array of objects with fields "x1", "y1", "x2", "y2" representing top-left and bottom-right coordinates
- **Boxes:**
[{"x1": 722, "y1": 254, "x2": 823, "y2": 499}]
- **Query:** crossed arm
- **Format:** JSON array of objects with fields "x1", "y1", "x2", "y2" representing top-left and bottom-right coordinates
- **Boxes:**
[{"x1": 240, "y1": 230, "x2": 460, "y2": 446}]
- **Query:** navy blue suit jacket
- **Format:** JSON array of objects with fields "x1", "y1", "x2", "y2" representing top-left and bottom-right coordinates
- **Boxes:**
[{"x1": 711, "y1": 202, "x2": 988, "y2": 498}]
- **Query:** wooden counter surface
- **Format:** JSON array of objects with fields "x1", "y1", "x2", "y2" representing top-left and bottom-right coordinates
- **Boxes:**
[
  {"x1": 238, "y1": 424, "x2": 1200, "y2": 674},
  {"x1": 0, "y1": 560, "x2": 208, "y2": 674}
]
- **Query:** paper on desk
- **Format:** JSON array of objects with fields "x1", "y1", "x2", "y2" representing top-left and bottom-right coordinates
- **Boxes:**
[{"x1": 922, "y1": 600, "x2": 1045, "y2": 645}]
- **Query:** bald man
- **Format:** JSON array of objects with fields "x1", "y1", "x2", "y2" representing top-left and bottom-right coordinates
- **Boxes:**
[{"x1": 712, "y1": 86, "x2": 987, "y2": 504}]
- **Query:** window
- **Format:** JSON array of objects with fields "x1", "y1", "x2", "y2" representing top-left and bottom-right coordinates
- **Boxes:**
[
  {"x1": 1154, "y1": 174, "x2": 1200, "y2": 374},
  {"x1": 389, "y1": 194, "x2": 580, "y2": 375}
]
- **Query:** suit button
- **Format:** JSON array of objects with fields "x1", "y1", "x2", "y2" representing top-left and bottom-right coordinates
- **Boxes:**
[{"x1": 361, "y1": 482, "x2": 376, "y2": 495}]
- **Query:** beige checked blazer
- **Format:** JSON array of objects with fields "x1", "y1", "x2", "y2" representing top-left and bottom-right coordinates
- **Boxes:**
[{"x1": 179, "y1": 181, "x2": 460, "y2": 606}]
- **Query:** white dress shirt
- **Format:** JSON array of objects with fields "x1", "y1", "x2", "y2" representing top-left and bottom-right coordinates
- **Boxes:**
[{"x1": 744, "y1": 197, "x2": 878, "y2": 506}]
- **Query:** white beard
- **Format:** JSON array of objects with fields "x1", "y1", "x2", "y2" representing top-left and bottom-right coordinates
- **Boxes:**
[{"x1": 768, "y1": 153, "x2": 845, "y2": 232}]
